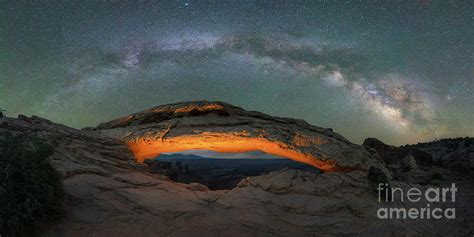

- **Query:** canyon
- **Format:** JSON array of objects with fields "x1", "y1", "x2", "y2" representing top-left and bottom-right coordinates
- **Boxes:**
[{"x1": 0, "y1": 101, "x2": 473, "y2": 236}]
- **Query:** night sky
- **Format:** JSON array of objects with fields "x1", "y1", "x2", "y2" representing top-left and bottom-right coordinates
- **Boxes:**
[{"x1": 1, "y1": 1, "x2": 472, "y2": 145}]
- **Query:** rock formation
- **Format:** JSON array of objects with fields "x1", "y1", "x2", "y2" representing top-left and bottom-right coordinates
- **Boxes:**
[
  {"x1": 0, "y1": 115, "x2": 143, "y2": 176},
  {"x1": 363, "y1": 137, "x2": 433, "y2": 168},
  {"x1": 364, "y1": 137, "x2": 474, "y2": 174},
  {"x1": 0, "y1": 103, "x2": 473, "y2": 236},
  {"x1": 402, "y1": 137, "x2": 474, "y2": 172},
  {"x1": 93, "y1": 101, "x2": 385, "y2": 173}
]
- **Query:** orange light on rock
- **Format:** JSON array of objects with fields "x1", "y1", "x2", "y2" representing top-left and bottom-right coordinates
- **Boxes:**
[{"x1": 126, "y1": 133, "x2": 340, "y2": 172}]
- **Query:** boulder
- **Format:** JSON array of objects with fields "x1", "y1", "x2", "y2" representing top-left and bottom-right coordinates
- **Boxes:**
[{"x1": 400, "y1": 155, "x2": 418, "y2": 171}]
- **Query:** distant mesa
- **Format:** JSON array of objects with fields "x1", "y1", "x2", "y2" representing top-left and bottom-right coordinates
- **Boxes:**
[
  {"x1": 93, "y1": 101, "x2": 387, "y2": 173},
  {"x1": 159, "y1": 150, "x2": 285, "y2": 159},
  {"x1": 157, "y1": 153, "x2": 209, "y2": 160}
]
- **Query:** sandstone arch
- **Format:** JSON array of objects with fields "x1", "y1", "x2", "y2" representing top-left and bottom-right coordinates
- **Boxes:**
[{"x1": 94, "y1": 101, "x2": 384, "y2": 172}]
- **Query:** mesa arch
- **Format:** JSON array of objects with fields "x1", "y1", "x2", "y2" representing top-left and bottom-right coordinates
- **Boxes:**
[{"x1": 93, "y1": 101, "x2": 385, "y2": 173}]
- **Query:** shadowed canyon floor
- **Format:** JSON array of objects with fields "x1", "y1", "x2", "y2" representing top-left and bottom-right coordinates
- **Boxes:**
[
  {"x1": 149, "y1": 155, "x2": 321, "y2": 190},
  {"x1": 0, "y1": 101, "x2": 473, "y2": 236}
]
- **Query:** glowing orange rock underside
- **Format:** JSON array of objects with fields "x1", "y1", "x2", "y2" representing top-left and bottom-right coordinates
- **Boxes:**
[{"x1": 127, "y1": 134, "x2": 339, "y2": 172}]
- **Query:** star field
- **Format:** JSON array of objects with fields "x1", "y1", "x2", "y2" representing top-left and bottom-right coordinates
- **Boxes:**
[{"x1": 0, "y1": 0, "x2": 472, "y2": 145}]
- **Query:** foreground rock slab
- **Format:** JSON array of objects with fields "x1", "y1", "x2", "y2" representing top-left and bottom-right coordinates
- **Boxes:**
[{"x1": 45, "y1": 168, "x2": 474, "y2": 237}]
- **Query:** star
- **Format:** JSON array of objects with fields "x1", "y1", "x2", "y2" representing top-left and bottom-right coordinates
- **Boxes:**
[{"x1": 1, "y1": 1, "x2": 472, "y2": 146}]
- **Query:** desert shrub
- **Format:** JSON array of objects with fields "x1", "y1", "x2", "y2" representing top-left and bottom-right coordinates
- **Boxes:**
[{"x1": 0, "y1": 133, "x2": 64, "y2": 236}]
